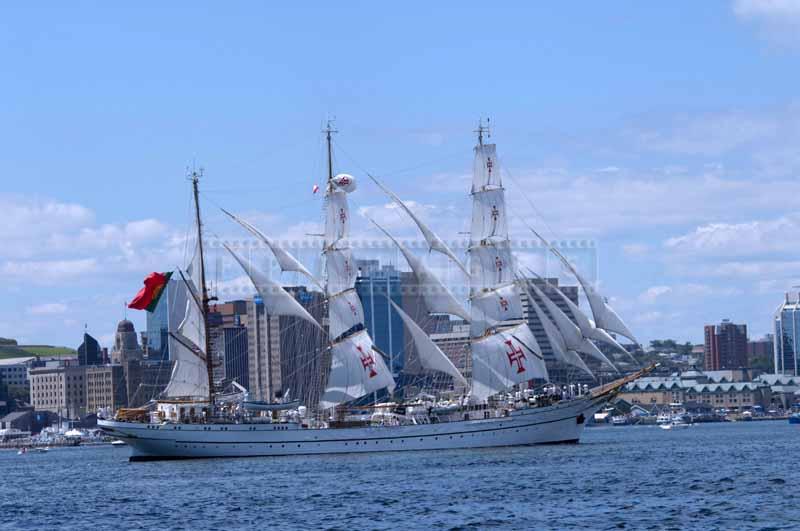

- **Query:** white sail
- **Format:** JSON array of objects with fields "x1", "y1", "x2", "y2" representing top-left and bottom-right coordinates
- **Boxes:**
[
  {"x1": 325, "y1": 248, "x2": 357, "y2": 294},
  {"x1": 389, "y1": 300, "x2": 467, "y2": 386},
  {"x1": 471, "y1": 188, "x2": 507, "y2": 244},
  {"x1": 544, "y1": 282, "x2": 634, "y2": 365},
  {"x1": 221, "y1": 208, "x2": 319, "y2": 285},
  {"x1": 469, "y1": 240, "x2": 515, "y2": 292},
  {"x1": 472, "y1": 143, "x2": 502, "y2": 192},
  {"x1": 371, "y1": 219, "x2": 470, "y2": 321},
  {"x1": 526, "y1": 291, "x2": 594, "y2": 379},
  {"x1": 328, "y1": 289, "x2": 365, "y2": 340},
  {"x1": 224, "y1": 244, "x2": 322, "y2": 330},
  {"x1": 325, "y1": 191, "x2": 350, "y2": 248},
  {"x1": 162, "y1": 273, "x2": 209, "y2": 399},
  {"x1": 527, "y1": 281, "x2": 617, "y2": 371},
  {"x1": 369, "y1": 174, "x2": 469, "y2": 276},
  {"x1": 177, "y1": 278, "x2": 205, "y2": 353},
  {"x1": 319, "y1": 330, "x2": 396, "y2": 408},
  {"x1": 528, "y1": 227, "x2": 637, "y2": 343},
  {"x1": 470, "y1": 282, "x2": 523, "y2": 336},
  {"x1": 163, "y1": 338, "x2": 210, "y2": 399},
  {"x1": 471, "y1": 323, "x2": 547, "y2": 402}
]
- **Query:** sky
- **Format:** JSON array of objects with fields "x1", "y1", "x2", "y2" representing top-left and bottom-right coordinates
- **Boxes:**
[{"x1": 2, "y1": 1, "x2": 800, "y2": 349}]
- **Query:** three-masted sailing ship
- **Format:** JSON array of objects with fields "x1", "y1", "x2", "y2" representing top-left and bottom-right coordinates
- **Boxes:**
[{"x1": 99, "y1": 122, "x2": 649, "y2": 461}]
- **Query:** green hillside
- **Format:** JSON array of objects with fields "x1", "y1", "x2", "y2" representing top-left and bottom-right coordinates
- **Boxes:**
[{"x1": 0, "y1": 343, "x2": 76, "y2": 360}]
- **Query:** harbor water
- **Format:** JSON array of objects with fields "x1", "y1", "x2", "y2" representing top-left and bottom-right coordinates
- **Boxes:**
[{"x1": 1, "y1": 421, "x2": 797, "y2": 530}]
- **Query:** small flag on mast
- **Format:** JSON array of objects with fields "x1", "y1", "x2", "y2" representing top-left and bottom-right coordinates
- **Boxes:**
[{"x1": 312, "y1": 184, "x2": 320, "y2": 194}]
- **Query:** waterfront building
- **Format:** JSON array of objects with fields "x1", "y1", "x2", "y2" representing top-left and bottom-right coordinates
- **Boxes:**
[
  {"x1": 222, "y1": 326, "x2": 249, "y2": 390},
  {"x1": 430, "y1": 322, "x2": 471, "y2": 395},
  {"x1": 29, "y1": 362, "x2": 87, "y2": 420},
  {"x1": 85, "y1": 365, "x2": 127, "y2": 413},
  {"x1": 246, "y1": 297, "x2": 282, "y2": 401},
  {"x1": 280, "y1": 287, "x2": 327, "y2": 405},
  {"x1": 620, "y1": 369, "x2": 770, "y2": 411},
  {"x1": 704, "y1": 320, "x2": 748, "y2": 371},
  {"x1": 124, "y1": 359, "x2": 173, "y2": 407},
  {"x1": 77, "y1": 333, "x2": 102, "y2": 366},
  {"x1": 747, "y1": 334, "x2": 774, "y2": 360},
  {"x1": 756, "y1": 373, "x2": 800, "y2": 409},
  {"x1": 110, "y1": 319, "x2": 144, "y2": 365},
  {"x1": 774, "y1": 294, "x2": 800, "y2": 376},
  {"x1": 0, "y1": 356, "x2": 36, "y2": 390}
]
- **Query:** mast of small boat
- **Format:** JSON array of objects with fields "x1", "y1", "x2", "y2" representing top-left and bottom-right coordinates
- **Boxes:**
[{"x1": 190, "y1": 169, "x2": 216, "y2": 407}]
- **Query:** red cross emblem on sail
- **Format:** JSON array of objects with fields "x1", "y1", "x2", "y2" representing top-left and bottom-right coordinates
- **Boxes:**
[
  {"x1": 339, "y1": 208, "x2": 347, "y2": 224},
  {"x1": 356, "y1": 345, "x2": 377, "y2": 378},
  {"x1": 504, "y1": 339, "x2": 526, "y2": 374},
  {"x1": 498, "y1": 296, "x2": 509, "y2": 312},
  {"x1": 347, "y1": 300, "x2": 358, "y2": 316},
  {"x1": 495, "y1": 256, "x2": 504, "y2": 282},
  {"x1": 486, "y1": 157, "x2": 493, "y2": 176}
]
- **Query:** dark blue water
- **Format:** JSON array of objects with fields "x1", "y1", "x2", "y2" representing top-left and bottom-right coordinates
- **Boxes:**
[{"x1": 1, "y1": 422, "x2": 797, "y2": 530}]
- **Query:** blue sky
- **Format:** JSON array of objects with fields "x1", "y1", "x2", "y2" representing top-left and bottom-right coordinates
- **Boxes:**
[{"x1": 2, "y1": 1, "x2": 800, "y2": 348}]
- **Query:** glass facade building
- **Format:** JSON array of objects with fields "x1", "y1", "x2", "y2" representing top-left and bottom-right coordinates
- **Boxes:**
[
  {"x1": 775, "y1": 296, "x2": 800, "y2": 376},
  {"x1": 145, "y1": 277, "x2": 188, "y2": 361},
  {"x1": 355, "y1": 262, "x2": 407, "y2": 376}
]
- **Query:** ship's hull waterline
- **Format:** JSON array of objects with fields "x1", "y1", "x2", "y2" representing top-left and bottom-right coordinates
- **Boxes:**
[{"x1": 98, "y1": 396, "x2": 605, "y2": 461}]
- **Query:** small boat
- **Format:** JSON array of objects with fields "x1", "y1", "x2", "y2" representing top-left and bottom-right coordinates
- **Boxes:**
[
  {"x1": 789, "y1": 413, "x2": 800, "y2": 425},
  {"x1": 660, "y1": 417, "x2": 690, "y2": 430},
  {"x1": 18, "y1": 447, "x2": 48, "y2": 454},
  {"x1": 111, "y1": 440, "x2": 126, "y2": 446}
]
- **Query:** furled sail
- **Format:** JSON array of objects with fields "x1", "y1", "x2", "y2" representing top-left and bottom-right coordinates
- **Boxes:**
[
  {"x1": 371, "y1": 219, "x2": 470, "y2": 321},
  {"x1": 325, "y1": 190, "x2": 350, "y2": 248},
  {"x1": 221, "y1": 208, "x2": 319, "y2": 285},
  {"x1": 471, "y1": 323, "x2": 547, "y2": 402},
  {"x1": 224, "y1": 244, "x2": 322, "y2": 330},
  {"x1": 369, "y1": 174, "x2": 469, "y2": 276},
  {"x1": 318, "y1": 330, "x2": 396, "y2": 408},
  {"x1": 321, "y1": 173, "x2": 396, "y2": 407},
  {"x1": 389, "y1": 300, "x2": 467, "y2": 386},
  {"x1": 526, "y1": 291, "x2": 594, "y2": 379}
]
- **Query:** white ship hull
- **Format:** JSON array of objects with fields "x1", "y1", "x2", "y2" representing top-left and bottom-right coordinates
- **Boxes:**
[{"x1": 99, "y1": 396, "x2": 606, "y2": 461}]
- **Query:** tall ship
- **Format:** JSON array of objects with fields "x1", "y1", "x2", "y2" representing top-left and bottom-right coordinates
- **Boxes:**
[{"x1": 99, "y1": 122, "x2": 648, "y2": 461}]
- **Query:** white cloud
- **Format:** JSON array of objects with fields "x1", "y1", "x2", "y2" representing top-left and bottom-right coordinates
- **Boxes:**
[
  {"x1": 664, "y1": 214, "x2": 800, "y2": 256},
  {"x1": 733, "y1": 0, "x2": 800, "y2": 46},
  {"x1": 1, "y1": 259, "x2": 99, "y2": 284},
  {"x1": 639, "y1": 285, "x2": 673, "y2": 304},
  {"x1": 27, "y1": 302, "x2": 68, "y2": 315}
]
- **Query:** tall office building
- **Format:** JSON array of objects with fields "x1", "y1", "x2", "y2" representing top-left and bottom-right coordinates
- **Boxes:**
[
  {"x1": 704, "y1": 320, "x2": 748, "y2": 371},
  {"x1": 774, "y1": 294, "x2": 800, "y2": 376},
  {"x1": 110, "y1": 320, "x2": 144, "y2": 365},
  {"x1": 222, "y1": 326, "x2": 249, "y2": 390},
  {"x1": 246, "y1": 297, "x2": 282, "y2": 401},
  {"x1": 280, "y1": 287, "x2": 327, "y2": 406},
  {"x1": 145, "y1": 277, "x2": 187, "y2": 361},
  {"x1": 355, "y1": 261, "x2": 411, "y2": 376},
  {"x1": 77, "y1": 333, "x2": 102, "y2": 366}
]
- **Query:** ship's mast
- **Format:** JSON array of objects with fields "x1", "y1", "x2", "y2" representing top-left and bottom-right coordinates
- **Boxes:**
[
  {"x1": 475, "y1": 117, "x2": 490, "y2": 147},
  {"x1": 325, "y1": 119, "x2": 337, "y2": 183},
  {"x1": 190, "y1": 170, "x2": 215, "y2": 406}
]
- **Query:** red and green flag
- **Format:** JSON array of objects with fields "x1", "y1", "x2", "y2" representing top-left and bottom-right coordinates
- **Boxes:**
[{"x1": 128, "y1": 271, "x2": 173, "y2": 312}]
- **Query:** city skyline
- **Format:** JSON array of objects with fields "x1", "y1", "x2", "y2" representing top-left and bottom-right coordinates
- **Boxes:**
[{"x1": 2, "y1": 2, "x2": 800, "y2": 348}]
